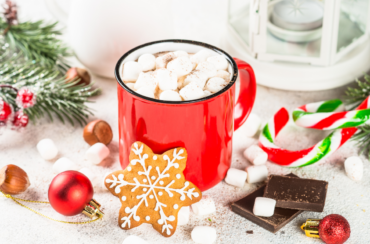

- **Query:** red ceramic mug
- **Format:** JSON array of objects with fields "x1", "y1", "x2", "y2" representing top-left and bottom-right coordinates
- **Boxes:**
[{"x1": 115, "y1": 40, "x2": 256, "y2": 191}]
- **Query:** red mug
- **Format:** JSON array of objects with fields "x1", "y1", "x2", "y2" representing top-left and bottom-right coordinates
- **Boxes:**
[{"x1": 115, "y1": 40, "x2": 256, "y2": 191}]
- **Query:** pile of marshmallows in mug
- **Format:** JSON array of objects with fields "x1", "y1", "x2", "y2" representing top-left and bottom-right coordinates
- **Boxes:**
[{"x1": 121, "y1": 49, "x2": 232, "y2": 101}]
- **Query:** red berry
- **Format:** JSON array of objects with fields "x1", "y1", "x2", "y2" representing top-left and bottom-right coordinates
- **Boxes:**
[
  {"x1": 16, "y1": 87, "x2": 36, "y2": 108},
  {"x1": 12, "y1": 110, "x2": 29, "y2": 129},
  {"x1": 0, "y1": 99, "x2": 12, "y2": 123},
  {"x1": 319, "y1": 214, "x2": 350, "y2": 244}
]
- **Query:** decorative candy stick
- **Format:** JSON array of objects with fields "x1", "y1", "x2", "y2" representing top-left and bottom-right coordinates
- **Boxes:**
[{"x1": 259, "y1": 97, "x2": 370, "y2": 167}]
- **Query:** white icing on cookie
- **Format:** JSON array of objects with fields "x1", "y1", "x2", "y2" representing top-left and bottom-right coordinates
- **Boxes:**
[
  {"x1": 143, "y1": 179, "x2": 147, "y2": 183},
  {"x1": 143, "y1": 188, "x2": 147, "y2": 192},
  {"x1": 173, "y1": 204, "x2": 178, "y2": 209},
  {"x1": 127, "y1": 166, "x2": 132, "y2": 171},
  {"x1": 146, "y1": 216, "x2": 150, "y2": 221},
  {"x1": 151, "y1": 176, "x2": 156, "y2": 180},
  {"x1": 153, "y1": 155, "x2": 157, "y2": 160},
  {"x1": 122, "y1": 196, "x2": 126, "y2": 201},
  {"x1": 176, "y1": 174, "x2": 181, "y2": 179},
  {"x1": 160, "y1": 181, "x2": 164, "y2": 185},
  {"x1": 159, "y1": 192, "x2": 163, "y2": 196},
  {"x1": 149, "y1": 195, "x2": 154, "y2": 199}
]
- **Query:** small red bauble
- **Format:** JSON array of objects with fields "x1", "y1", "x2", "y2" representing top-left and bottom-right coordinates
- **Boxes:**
[
  {"x1": 319, "y1": 214, "x2": 351, "y2": 244},
  {"x1": 0, "y1": 99, "x2": 12, "y2": 123},
  {"x1": 16, "y1": 87, "x2": 36, "y2": 109},
  {"x1": 48, "y1": 171, "x2": 94, "y2": 216},
  {"x1": 12, "y1": 110, "x2": 29, "y2": 129}
]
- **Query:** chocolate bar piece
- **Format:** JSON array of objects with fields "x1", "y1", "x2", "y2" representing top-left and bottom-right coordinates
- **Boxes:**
[
  {"x1": 263, "y1": 175, "x2": 328, "y2": 212},
  {"x1": 231, "y1": 174, "x2": 303, "y2": 233}
]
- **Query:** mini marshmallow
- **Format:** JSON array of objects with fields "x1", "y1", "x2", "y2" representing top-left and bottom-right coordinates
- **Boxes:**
[
  {"x1": 244, "y1": 113, "x2": 262, "y2": 137},
  {"x1": 243, "y1": 145, "x2": 268, "y2": 165},
  {"x1": 191, "y1": 49, "x2": 214, "y2": 65},
  {"x1": 224, "y1": 168, "x2": 248, "y2": 188},
  {"x1": 174, "y1": 50, "x2": 189, "y2": 57},
  {"x1": 167, "y1": 56, "x2": 194, "y2": 78},
  {"x1": 177, "y1": 76, "x2": 186, "y2": 89},
  {"x1": 203, "y1": 90, "x2": 212, "y2": 97},
  {"x1": 246, "y1": 165, "x2": 269, "y2": 184},
  {"x1": 180, "y1": 82, "x2": 205, "y2": 101},
  {"x1": 122, "y1": 61, "x2": 142, "y2": 82},
  {"x1": 178, "y1": 206, "x2": 190, "y2": 226},
  {"x1": 122, "y1": 235, "x2": 149, "y2": 244},
  {"x1": 196, "y1": 61, "x2": 217, "y2": 79},
  {"x1": 191, "y1": 226, "x2": 217, "y2": 244},
  {"x1": 253, "y1": 197, "x2": 276, "y2": 217},
  {"x1": 215, "y1": 70, "x2": 231, "y2": 82},
  {"x1": 183, "y1": 70, "x2": 208, "y2": 88},
  {"x1": 136, "y1": 87, "x2": 155, "y2": 99},
  {"x1": 79, "y1": 167, "x2": 97, "y2": 186},
  {"x1": 159, "y1": 90, "x2": 182, "y2": 101},
  {"x1": 205, "y1": 77, "x2": 228, "y2": 93},
  {"x1": 53, "y1": 157, "x2": 78, "y2": 174},
  {"x1": 344, "y1": 156, "x2": 363, "y2": 181},
  {"x1": 85, "y1": 142, "x2": 110, "y2": 165},
  {"x1": 207, "y1": 55, "x2": 228, "y2": 70},
  {"x1": 138, "y1": 53, "x2": 156, "y2": 72},
  {"x1": 125, "y1": 83, "x2": 135, "y2": 91},
  {"x1": 155, "y1": 52, "x2": 176, "y2": 69},
  {"x1": 191, "y1": 195, "x2": 216, "y2": 216},
  {"x1": 157, "y1": 68, "x2": 177, "y2": 91},
  {"x1": 134, "y1": 71, "x2": 158, "y2": 92},
  {"x1": 37, "y1": 138, "x2": 58, "y2": 160}
]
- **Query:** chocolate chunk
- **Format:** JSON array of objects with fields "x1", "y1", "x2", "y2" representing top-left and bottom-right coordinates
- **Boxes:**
[
  {"x1": 263, "y1": 175, "x2": 328, "y2": 212},
  {"x1": 231, "y1": 174, "x2": 303, "y2": 233}
]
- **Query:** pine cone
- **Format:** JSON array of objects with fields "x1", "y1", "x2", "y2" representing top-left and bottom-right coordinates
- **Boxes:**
[{"x1": 3, "y1": 0, "x2": 18, "y2": 26}]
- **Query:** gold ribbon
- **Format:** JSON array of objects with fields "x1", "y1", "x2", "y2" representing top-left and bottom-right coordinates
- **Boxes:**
[{"x1": 0, "y1": 190, "x2": 102, "y2": 224}]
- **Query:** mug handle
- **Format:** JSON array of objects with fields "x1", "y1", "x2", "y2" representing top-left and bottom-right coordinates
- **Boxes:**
[
  {"x1": 44, "y1": 0, "x2": 69, "y2": 25},
  {"x1": 233, "y1": 58, "x2": 257, "y2": 131}
]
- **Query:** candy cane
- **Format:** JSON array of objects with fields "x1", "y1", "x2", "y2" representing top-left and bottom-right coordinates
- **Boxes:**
[{"x1": 258, "y1": 97, "x2": 370, "y2": 167}]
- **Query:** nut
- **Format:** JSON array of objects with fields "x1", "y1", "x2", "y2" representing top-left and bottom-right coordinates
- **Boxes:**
[
  {"x1": 66, "y1": 67, "x2": 91, "y2": 86},
  {"x1": 0, "y1": 164, "x2": 30, "y2": 195},
  {"x1": 83, "y1": 120, "x2": 113, "y2": 146}
]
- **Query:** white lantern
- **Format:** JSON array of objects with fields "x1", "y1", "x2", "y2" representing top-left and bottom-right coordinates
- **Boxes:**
[{"x1": 224, "y1": 0, "x2": 370, "y2": 90}]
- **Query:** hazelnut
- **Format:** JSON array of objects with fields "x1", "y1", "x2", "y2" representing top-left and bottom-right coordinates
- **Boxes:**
[
  {"x1": 83, "y1": 120, "x2": 113, "y2": 146},
  {"x1": 66, "y1": 67, "x2": 91, "y2": 86},
  {"x1": 0, "y1": 164, "x2": 30, "y2": 195}
]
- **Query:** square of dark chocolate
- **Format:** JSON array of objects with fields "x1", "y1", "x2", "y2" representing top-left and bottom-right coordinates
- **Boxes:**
[
  {"x1": 263, "y1": 175, "x2": 328, "y2": 212},
  {"x1": 231, "y1": 174, "x2": 303, "y2": 234}
]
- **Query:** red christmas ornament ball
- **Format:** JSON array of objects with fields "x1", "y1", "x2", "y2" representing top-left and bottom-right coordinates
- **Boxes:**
[
  {"x1": 0, "y1": 99, "x2": 12, "y2": 123},
  {"x1": 12, "y1": 110, "x2": 28, "y2": 129},
  {"x1": 319, "y1": 214, "x2": 351, "y2": 244},
  {"x1": 16, "y1": 87, "x2": 36, "y2": 108},
  {"x1": 48, "y1": 171, "x2": 94, "y2": 216}
]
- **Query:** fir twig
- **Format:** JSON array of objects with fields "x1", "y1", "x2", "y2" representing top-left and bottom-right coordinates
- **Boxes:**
[{"x1": 351, "y1": 125, "x2": 370, "y2": 159}]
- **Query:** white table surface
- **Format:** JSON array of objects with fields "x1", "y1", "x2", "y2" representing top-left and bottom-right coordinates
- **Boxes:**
[{"x1": 1, "y1": 1, "x2": 369, "y2": 243}]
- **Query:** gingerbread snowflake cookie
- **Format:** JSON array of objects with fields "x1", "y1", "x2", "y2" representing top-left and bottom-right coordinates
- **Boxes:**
[{"x1": 105, "y1": 142, "x2": 202, "y2": 237}]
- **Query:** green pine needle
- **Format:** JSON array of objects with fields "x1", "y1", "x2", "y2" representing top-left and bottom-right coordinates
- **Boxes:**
[
  {"x1": 0, "y1": 16, "x2": 100, "y2": 127},
  {"x1": 345, "y1": 74, "x2": 370, "y2": 159}
]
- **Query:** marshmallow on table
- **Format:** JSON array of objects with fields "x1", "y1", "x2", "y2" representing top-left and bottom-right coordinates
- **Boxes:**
[
  {"x1": 205, "y1": 77, "x2": 228, "y2": 93},
  {"x1": 177, "y1": 206, "x2": 190, "y2": 225},
  {"x1": 191, "y1": 226, "x2": 217, "y2": 244},
  {"x1": 136, "y1": 87, "x2": 155, "y2": 99},
  {"x1": 53, "y1": 157, "x2": 78, "y2": 174},
  {"x1": 86, "y1": 142, "x2": 110, "y2": 165},
  {"x1": 191, "y1": 49, "x2": 214, "y2": 65},
  {"x1": 196, "y1": 61, "x2": 217, "y2": 79},
  {"x1": 184, "y1": 70, "x2": 208, "y2": 88},
  {"x1": 125, "y1": 83, "x2": 135, "y2": 91},
  {"x1": 225, "y1": 168, "x2": 248, "y2": 188},
  {"x1": 244, "y1": 145, "x2": 268, "y2": 165},
  {"x1": 215, "y1": 70, "x2": 231, "y2": 82},
  {"x1": 246, "y1": 165, "x2": 268, "y2": 183},
  {"x1": 207, "y1": 55, "x2": 229, "y2": 70},
  {"x1": 167, "y1": 56, "x2": 194, "y2": 78},
  {"x1": 155, "y1": 52, "x2": 176, "y2": 69},
  {"x1": 79, "y1": 167, "x2": 97, "y2": 186},
  {"x1": 156, "y1": 68, "x2": 177, "y2": 91},
  {"x1": 244, "y1": 113, "x2": 262, "y2": 137},
  {"x1": 37, "y1": 138, "x2": 58, "y2": 160},
  {"x1": 174, "y1": 50, "x2": 189, "y2": 57},
  {"x1": 122, "y1": 61, "x2": 142, "y2": 82},
  {"x1": 191, "y1": 195, "x2": 216, "y2": 216},
  {"x1": 180, "y1": 82, "x2": 205, "y2": 101},
  {"x1": 134, "y1": 71, "x2": 158, "y2": 92},
  {"x1": 253, "y1": 197, "x2": 276, "y2": 217},
  {"x1": 122, "y1": 235, "x2": 149, "y2": 244},
  {"x1": 344, "y1": 156, "x2": 363, "y2": 181},
  {"x1": 138, "y1": 53, "x2": 156, "y2": 72},
  {"x1": 159, "y1": 90, "x2": 182, "y2": 101}
]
